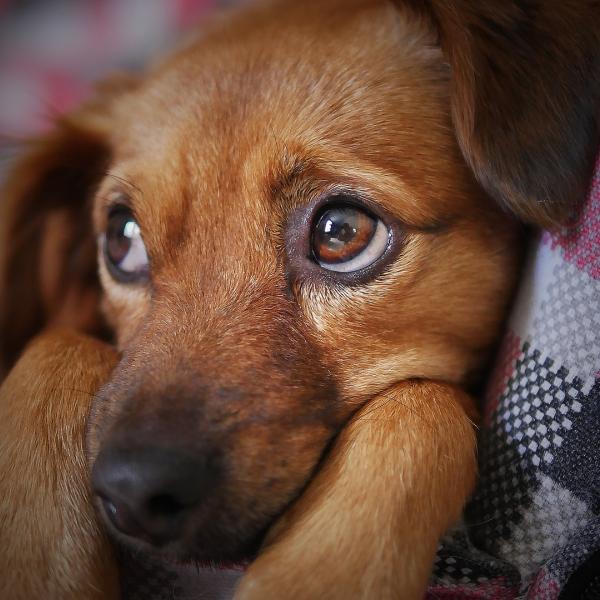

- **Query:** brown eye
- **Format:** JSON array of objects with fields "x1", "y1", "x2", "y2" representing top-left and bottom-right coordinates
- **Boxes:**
[
  {"x1": 312, "y1": 204, "x2": 389, "y2": 272},
  {"x1": 103, "y1": 206, "x2": 149, "y2": 283}
]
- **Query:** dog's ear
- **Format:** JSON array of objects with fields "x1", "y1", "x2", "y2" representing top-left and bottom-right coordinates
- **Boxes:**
[
  {"x1": 406, "y1": 0, "x2": 600, "y2": 228},
  {"x1": 0, "y1": 74, "x2": 136, "y2": 374}
]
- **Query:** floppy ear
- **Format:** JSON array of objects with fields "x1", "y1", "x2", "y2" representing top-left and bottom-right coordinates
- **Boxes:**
[
  {"x1": 0, "y1": 75, "x2": 135, "y2": 374},
  {"x1": 406, "y1": 0, "x2": 600, "y2": 227}
]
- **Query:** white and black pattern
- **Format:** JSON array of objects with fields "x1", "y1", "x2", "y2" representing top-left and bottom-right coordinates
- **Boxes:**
[
  {"x1": 429, "y1": 162, "x2": 600, "y2": 599},
  {"x1": 490, "y1": 343, "x2": 586, "y2": 469},
  {"x1": 495, "y1": 474, "x2": 593, "y2": 582},
  {"x1": 434, "y1": 525, "x2": 520, "y2": 588},
  {"x1": 546, "y1": 519, "x2": 600, "y2": 587},
  {"x1": 530, "y1": 260, "x2": 600, "y2": 390},
  {"x1": 433, "y1": 349, "x2": 600, "y2": 598},
  {"x1": 539, "y1": 380, "x2": 600, "y2": 515},
  {"x1": 467, "y1": 343, "x2": 587, "y2": 553}
]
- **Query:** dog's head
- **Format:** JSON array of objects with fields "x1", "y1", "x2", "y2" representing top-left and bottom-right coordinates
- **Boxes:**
[{"x1": 1, "y1": 0, "x2": 598, "y2": 561}]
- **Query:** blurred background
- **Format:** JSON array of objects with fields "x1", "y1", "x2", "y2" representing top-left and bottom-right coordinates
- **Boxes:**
[{"x1": 0, "y1": 0, "x2": 231, "y2": 142}]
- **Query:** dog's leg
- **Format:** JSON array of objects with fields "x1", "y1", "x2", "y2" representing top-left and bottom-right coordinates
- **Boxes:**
[
  {"x1": 236, "y1": 380, "x2": 477, "y2": 600},
  {"x1": 0, "y1": 330, "x2": 119, "y2": 600}
]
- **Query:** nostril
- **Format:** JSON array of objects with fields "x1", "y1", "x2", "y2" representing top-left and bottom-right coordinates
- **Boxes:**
[
  {"x1": 146, "y1": 493, "x2": 186, "y2": 517},
  {"x1": 97, "y1": 489, "x2": 188, "y2": 546},
  {"x1": 98, "y1": 495, "x2": 144, "y2": 539},
  {"x1": 91, "y1": 442, "x2": 220, "y2": 546}
]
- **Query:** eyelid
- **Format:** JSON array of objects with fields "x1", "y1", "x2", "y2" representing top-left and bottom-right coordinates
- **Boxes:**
[
  {"x1": 94, "y1": 184, "x2": 136, "y2": 226},
  {"x1": 105, "y1": 199, "x2": 146, "y2": 235},
  {"x1": 107, "y1": 197, "x2": 134, "y2": 216}
]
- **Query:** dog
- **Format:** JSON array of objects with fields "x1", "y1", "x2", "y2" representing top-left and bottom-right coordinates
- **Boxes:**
[{"x1": 1, "y1": 0, "x2": 598, "y2": 598}]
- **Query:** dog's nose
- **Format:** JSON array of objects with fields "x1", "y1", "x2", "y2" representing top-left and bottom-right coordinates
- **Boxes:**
[{"x1": 92, "y1": 443, "x2": 219, "y2": 546}]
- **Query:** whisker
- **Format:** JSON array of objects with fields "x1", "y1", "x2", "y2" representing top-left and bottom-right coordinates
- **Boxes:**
[
  {"x1": 353, "y1": 395, "x2": 397, "y2": 421},
  {"x1": 104, "y1": 171, "x2": 143, "y2": 195},
  {"x1": 54, "y1": 386, "x2": 103, "y2": 401}
]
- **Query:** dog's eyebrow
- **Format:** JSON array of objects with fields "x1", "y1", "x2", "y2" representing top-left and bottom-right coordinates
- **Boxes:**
[
  {"x1": 268, "y1": 152, "x2": 455, "y2": 231},
  {"x1": 269, "y1": 154, "x2": 312, "y2": 200}
]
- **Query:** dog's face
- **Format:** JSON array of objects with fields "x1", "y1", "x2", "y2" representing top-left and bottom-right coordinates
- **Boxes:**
[
  {"x1": 86, "y1": 0, "x2": 520, "y2": 559},
  {"x1": 2, "y1": 0, "x2": 599, "y2": 563}
]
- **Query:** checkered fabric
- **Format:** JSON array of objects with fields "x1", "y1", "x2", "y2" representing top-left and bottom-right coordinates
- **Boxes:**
[{"x1": 428, "y1": 157, "x2": 600, "y2": 600}]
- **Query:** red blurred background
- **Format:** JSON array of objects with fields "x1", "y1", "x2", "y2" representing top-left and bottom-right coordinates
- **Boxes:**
[{"x1": 0, "y1": 0, "x2": 222, "y2": 140}]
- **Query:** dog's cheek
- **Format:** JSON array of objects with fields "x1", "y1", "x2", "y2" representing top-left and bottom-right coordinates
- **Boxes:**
[
  {"x1": 295, "y1": 216, "x2": 522, "y2": 401},
  {"x1": 185, "y1": 409, "x2": 344, "y2": 559},
  {"x1": 242, "y1": 420, "x2": 332, "y2": 492},
  {"x1": 98, "y1": 261, "x2": 150, "y2": 348},
  {"x1": 294, "y1": 280, "x2": 400, "y2": 402}
]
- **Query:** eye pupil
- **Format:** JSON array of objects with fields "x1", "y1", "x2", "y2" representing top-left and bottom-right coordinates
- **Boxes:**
[
  {"x1": 335, "y1": 222, "x2": 357, "y2": 243},
  {"x1": 311, "y1": 199, "x2": 390, "y2": 274},
  {"x1": 313, "y1": 205, "x2": 377, "y2": 265},
  {"x1": 107, "y1": 217, "x2": 132, "y2": 264},
  {"x1": 104, "y1": 206, "x2": 148, "y2": 282}
]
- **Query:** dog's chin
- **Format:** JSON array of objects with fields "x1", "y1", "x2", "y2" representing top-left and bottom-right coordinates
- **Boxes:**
[
  {"x1": 96, "y1": 498, "x2": 268, "y2": 566},
  {"x1": 114, "y1": 532, "x2": 262, "y2": 567}
]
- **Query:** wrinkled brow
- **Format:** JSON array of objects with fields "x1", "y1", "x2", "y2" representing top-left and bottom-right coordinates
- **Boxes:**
[{"x1": 269, "y1": 154, "x2": 312, "y2": 200}]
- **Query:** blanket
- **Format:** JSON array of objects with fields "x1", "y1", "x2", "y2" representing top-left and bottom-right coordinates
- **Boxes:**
[{"x1": 429, "y1": 157, "x2": 600, "y2": 599}]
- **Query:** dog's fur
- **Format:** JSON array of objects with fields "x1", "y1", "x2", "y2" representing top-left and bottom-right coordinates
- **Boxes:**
[
  {"x1": 1, "y1": 0, "x2": 599, "y2": 598},
  {"x1": 0, "y1": 331, "x2": 119, "y2": 600}
]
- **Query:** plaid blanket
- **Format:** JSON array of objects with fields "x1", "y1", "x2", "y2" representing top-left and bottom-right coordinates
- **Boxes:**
[{"x1": 429, "y1": 158, "x2": 600, "y2": 599}]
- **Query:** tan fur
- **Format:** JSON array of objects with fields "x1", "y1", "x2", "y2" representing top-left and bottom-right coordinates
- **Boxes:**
[
  {"x1": 0, "y1": 330, "x2": 119, "y2": 599},
  {"x1": 0, "y1": 0, "x2": 598, "y2": 597},
  {"x1": 238, "y1": 382, "x2": 477, "y2": 599}
]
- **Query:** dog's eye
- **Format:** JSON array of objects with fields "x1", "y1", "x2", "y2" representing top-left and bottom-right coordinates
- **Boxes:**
[
  {"x1": 103, "y1": 206, "x2": 149, "y2": 282},
  {"x1": 312, "y1": 203, "x2": 389, "y2": 272}
]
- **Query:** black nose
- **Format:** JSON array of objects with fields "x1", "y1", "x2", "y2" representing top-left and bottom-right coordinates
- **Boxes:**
[{"x1": 92, "y1": 442, "x2": 219, "y2": 546}]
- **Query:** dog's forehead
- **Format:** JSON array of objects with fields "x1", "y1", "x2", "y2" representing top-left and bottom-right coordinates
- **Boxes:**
[
  {"x1": 106, "y1": 0, "x2": 456, "y2": 273},
  {"x1": 114, "y1": 0, "x2": 444, "y2": 163}
]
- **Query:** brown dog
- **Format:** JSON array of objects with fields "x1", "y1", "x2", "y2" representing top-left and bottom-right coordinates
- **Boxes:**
[{"x1": 1, "y1": 0, "x2": 599, "y2": 598}]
